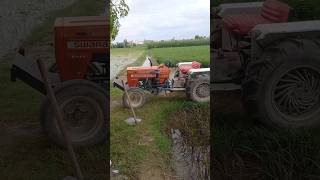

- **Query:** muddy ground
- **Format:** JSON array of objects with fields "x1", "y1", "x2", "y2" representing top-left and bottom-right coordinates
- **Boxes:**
[{"x1": 0, "y1": 0, "x2": 77, "y2": 58}]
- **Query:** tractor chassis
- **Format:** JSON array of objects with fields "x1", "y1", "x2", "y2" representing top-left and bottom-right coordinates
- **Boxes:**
[
  {"x1": 11, "y1": 52, "x2": 61, "y2": 94},
  {"x1": 113, "y1": 78, "x2": 186, "y2": 95}
]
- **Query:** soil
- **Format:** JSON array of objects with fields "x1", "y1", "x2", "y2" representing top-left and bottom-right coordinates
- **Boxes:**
[
  {"x1": 0, "y1": 121, "x2": 43, "y2": 147},
  {"x1": 213, "y1": 93, "x2": 244, "y2": 113},
  {"x1": 137, "y1": 134, "x2": 177, "y2": 180}
]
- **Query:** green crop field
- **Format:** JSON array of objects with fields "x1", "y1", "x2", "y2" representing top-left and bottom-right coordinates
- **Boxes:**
[{"x1": 150, "y1": 45, "x2": 210, "y2": 67}]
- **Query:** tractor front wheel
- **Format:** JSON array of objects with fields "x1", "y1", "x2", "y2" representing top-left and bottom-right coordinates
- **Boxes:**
[
  {"x1": 41, "y1": 80, "x2": 108, "y2": 148},
  {"x1": 122, "y1": 88, "x2": 146, "y2": 108}
]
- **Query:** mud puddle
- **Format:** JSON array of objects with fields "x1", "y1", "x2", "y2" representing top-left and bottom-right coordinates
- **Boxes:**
[{"x1": 167, "y1": 106, "x2": 210, "y2": 180}]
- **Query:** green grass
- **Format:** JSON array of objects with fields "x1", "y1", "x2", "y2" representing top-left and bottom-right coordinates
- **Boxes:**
[
  {"x1": 0, "y1": 57, "x2": 41, "y2": 124},
  {"x1": 212, "y1": 103, "x2": 320, "y2": 179},
  {"x1": 111, "y1": 47, "x2": 145, "y2": 57},
  {"x1": 150, "y1": 45, "x2": 210, "y2": 67},
  {"x1": 0, "y1": 0, "x2": 107, "y2": 179}
]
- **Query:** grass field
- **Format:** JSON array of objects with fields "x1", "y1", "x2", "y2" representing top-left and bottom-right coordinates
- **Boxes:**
[
  {"x1": 150, "y1": 45, "x2": 210, "y2": 67},
  {"x1": 0, "y1": 1, "x2": 107, "y2": 179},
  {"x1": 111, "y1": 47, "x2": 145, "y2": 57}
]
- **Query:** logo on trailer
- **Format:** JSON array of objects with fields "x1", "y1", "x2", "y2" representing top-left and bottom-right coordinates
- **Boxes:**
[{"x1": 67, "y1": 41, "x2": 107, "y2": 49}]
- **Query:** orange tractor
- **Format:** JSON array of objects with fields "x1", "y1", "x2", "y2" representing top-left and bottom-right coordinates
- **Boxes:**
[
  {"x1": 113, "y1": 58, "x2": 210, "y2": 108},
  {"x1": 11, "y1": 16, "x2": 108, "y2": 148}
]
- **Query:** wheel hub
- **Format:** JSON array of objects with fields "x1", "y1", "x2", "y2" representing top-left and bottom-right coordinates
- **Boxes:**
[
  {"x1": 196, "y1": 83, "x2": 210, "y2": 98},
  {"x1": 273, "y1": 67, "x2": 320, "y2": 118},
  {"x1": 128, "y1": 92, "x2": 143, "y2": 106},
  {"x1": 60, "y1": 96, "x2": 103, "y2": 140}
]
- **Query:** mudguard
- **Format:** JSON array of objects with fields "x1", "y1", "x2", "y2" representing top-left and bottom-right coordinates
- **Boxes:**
[
  {"x1": 251, "y1": 20, "x2": 320, "y2": 59},
  {"x1": 216, "y1": 2, "x2": 263, "y2": 18}
]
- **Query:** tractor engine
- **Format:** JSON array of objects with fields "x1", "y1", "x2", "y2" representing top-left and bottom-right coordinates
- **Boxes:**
[
  {"x1": 127, "y1": 64, "x2": 170, "y2": 91},
  {"x1": 54, "y1": 16, "x2": 108, "y2": 87}
]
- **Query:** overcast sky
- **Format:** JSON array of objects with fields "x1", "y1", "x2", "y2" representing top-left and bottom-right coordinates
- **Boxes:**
[{"x1": 114, "y1": 0, "x2": 210, "y2": 42}]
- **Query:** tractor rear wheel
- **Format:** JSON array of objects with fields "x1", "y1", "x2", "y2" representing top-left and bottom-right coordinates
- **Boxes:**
[
  {"x1": 122, "y1": 88, "x2": 146, "y2": 108},
  {"x1": 189, "y1": 74, "x2": 210, "y2": 103},
  {"x1": 242, "y1": 39, "x2": 320, "y2": 128},
  {"x1": 41, "y1": 80, "x2": 107, "y2": 148}
]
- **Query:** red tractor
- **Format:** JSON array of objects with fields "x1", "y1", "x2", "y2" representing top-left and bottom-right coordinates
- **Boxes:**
[
  {"x1": 11, "y1": 16, "x2": 108, "y2": 147},
  {"x1": 212, "y1": 0, "x2": 320, "y2": 127},
  {"x1": 113, "y1": 58, "x2": 210, "y2": 108}
]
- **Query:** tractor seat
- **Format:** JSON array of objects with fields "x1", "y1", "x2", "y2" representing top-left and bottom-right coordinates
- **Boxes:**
[
  {"x1": 179, "y1": 61, "x2": 201, "y2": 74},
  {"x1": 223, "y1": 0, "x2": 290, "y2": 35}
]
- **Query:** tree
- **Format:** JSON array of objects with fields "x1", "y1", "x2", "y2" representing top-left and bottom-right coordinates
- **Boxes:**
[
  {"x1": 110, "y1": 0, "x2": 129, "y2": 41},
  {"x1": 123, "y1": 39, "x2": 128, "y2": 47}
]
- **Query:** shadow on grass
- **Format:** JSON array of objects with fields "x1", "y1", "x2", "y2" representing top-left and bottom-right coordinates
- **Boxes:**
[{"x1": 212, "y1": 94, "x2": 320, "y2": 180}]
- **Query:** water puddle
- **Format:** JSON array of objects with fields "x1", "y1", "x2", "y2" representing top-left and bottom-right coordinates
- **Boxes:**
[{"x1": 167, "y1": 106, "x2": 210, "y2": 180}]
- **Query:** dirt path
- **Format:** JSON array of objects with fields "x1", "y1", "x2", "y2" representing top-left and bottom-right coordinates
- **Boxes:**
[
  {"x1": 0, "y1": 0, "x2": 77, "y2": 59},
  {"x1": 110, "y1": 50, "x2": 145, "y2": 80}
]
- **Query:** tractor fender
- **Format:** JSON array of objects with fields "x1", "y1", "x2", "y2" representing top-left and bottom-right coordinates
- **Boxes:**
[{"x1": 251, "y1": 20, "x2": 320, "y2": 59}]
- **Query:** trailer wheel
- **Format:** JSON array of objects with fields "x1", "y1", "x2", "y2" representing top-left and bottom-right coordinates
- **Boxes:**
[
  {"x1": 122, "y1": 88, "x2": 146, "y2": 108},
  {"x1": 243, "y1": 39, "x2": 320, "y2": 128},
  {"x1": 189, "y1": 75, "x2": 210, "y2": 102},
  {"x1": 41, "y1": 80, "x2": 108, "y2": 148}
]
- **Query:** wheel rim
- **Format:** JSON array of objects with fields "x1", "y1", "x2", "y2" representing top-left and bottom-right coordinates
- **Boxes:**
[
  {"x1": 58, "y1": 96, "x2": 103, "y2": 142},
  {"x1": 196, "y1": 83, "x2": 210, "y2": 99},
  {"x1": 128, "y1": 91, "x2": 143, "y2": 107},
  {"x1": 272, "y1": 67, "x2": 320, "y2": 120}
]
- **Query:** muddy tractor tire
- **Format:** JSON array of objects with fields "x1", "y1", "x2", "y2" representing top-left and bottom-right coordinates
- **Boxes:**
[
  {"x1": 122, "y1": 88, "x2": 146, "y2": 108},
  {"x1": 242, "y1": 39, "x2": 320, "y2": 128},
  {"x1": 41, "y1": 80, "x2": 108, "y2": 148},
  {"x1": 189, "y1": 74, "x2": 210, "y2": 103}
]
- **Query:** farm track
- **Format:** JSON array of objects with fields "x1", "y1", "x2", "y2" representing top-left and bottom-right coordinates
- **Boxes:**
[
  {"x1": 0, "y1": 0, "x2": 78, "y2": 59},
  {"x1": 110, "y1": 51, "x2": 145, "y2": 80}
]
